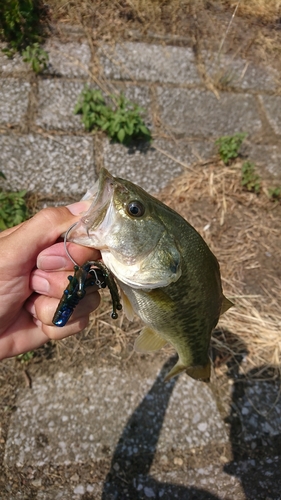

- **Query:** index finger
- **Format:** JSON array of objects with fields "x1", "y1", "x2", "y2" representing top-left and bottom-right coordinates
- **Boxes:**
[{"x1": 37, "y1": 242, "x2": 101, "y2": 271}]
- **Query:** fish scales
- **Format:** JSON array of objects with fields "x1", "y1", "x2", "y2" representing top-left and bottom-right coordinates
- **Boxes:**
[{"x1": 68, "y1": 168, "x2": 232, "y2": 382}]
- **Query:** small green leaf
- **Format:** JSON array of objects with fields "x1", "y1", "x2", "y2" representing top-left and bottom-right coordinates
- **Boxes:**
[
  {"x1": 117, "y1": 128, "x2": 125, "y2": 143},
  {"x1": 216, "y1": 133, "x2": 247, "y2": 165}
]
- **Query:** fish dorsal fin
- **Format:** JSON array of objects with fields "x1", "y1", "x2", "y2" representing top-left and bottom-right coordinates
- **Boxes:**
[
  {"x1": 134, "y1": 327, "x2": 167, "y2": 353},
  {"x1": 119, "y1": 288, "x2": 135, "y2": 321},
  {"x1": 164, "y1": 360, "x2": 211, "y2": 382},
  {"x1": 220, "y1": 295, "x2": 234, "y2": 316}
]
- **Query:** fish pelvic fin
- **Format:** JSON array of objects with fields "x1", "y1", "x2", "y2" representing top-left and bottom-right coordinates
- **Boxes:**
[
  {"x1": 134, "y1": 327, "x2": 167, "y2": 353},
  {"x1": 220, "y1": 295, "x2": 234, "y2": 316},
  {"x1": 119, "y1": 288, "x2": 135, "y2": 321},
  {"x1": 164, "y1": 360, "x2": 211, "y2": 383}
]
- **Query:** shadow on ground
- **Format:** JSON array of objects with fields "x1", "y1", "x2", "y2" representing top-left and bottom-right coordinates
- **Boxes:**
[
  {"x1": 102, "y1": 357, "x2": 221, "y2": 500},
  {"x1": 101, "y1": 336, "x2": 281, "y2": 500}
]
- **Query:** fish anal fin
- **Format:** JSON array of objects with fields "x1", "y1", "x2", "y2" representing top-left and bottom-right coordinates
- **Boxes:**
[
  {"x1": 165, "y1": 360, "x2": 211, "y2": 382},
  {"x1": 134, "y1": 327, "x2": 167, "y2": 353},
  {"x1": 220, "y1": 295, "x2": 234, "y2": 316},
  {"x1": 164, "y1": 362, "x2": 186, "y2": 382},
  {"x1": 119, "y1": 288, "x2": 135, "y2": 321}
]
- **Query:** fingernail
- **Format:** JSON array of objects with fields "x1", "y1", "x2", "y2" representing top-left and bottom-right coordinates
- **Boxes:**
[
  {"x1": 31, "y1": 275, "x2": 50, "y2": 294},
  {"x1": 26, "y1": 300, "x2": 37, "y2": 317},
  {"x1": 67, "y1": 201, "x2": 90, "y2": 216},
  {"x1": 37, "y1": 255, "x2": 68, "y2": 271}
]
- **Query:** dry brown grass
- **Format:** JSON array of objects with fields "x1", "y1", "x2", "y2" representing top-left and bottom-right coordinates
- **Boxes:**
[
  {"x1": 47, "y1": 0, "x2": 281, "y2": 36},
  {"x1": 231, "y1": 0, "x2": 281, "y2": 21},
  {"x1": 47, "y1": 0, "x2": 196, "y2": 41},
  {"x1": 46, "y1": 0, "x2": 281, "y2": 76}
]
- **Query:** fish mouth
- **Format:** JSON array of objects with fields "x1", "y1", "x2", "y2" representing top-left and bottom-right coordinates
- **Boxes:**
[{"x1": 67, "y1": 168, "x2": 115, "y2": 247}]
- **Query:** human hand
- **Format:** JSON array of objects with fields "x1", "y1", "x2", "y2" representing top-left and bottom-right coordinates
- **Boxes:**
[{"x1": 0, "y1": 203, "x2": 101, "y2": 361}]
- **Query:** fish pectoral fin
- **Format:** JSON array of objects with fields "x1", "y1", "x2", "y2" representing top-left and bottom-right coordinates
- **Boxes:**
[
  {"x1": 164, "y1": 360, "x2": 211, "y2": 382},
  {"x1": 134, "y1": 327, "x2": 167, "y2": 353},
  {"x1": 119, "y1": 288, "x2": 135, "y2": 321},
  {"x1": 220, "y1": 295, "x2": 234, "y2": 316}
]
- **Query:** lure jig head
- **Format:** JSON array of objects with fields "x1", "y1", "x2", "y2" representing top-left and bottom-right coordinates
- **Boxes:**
[{"x1": 52, "y1": 224, "x2": 122, "y2": 327}]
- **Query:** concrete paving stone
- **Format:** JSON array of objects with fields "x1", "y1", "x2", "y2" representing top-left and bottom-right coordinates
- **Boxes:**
[
  {"x1": 114, "y1": 82, "x2": 153, "y2": 125},
  {"x1": 157, "y1": 87, "x2": 262, "y2": 138},
  {"x1": 4, "y1": 363, "x2": 227, "y2": 468},
  {"x1": 36, "y1": 79, "x2": 152, "y2": 132},
  {"x1": 139, "y1": 466, "x2": 245, "y2": 500},
  {"x1": 0, "y1": 44, "x2": 28, "y2": 75},
  {"x1": 224, "y1": 455, "x2": 281, "y2": 500},
  {"x1": 35, "y1": 484, "x2": 104, "y2": 500},
  {"x1": 231, "y1": 379, "x2": 281, "y2": 441},
  {"x1": 4, "y1": 455, "x2": 281, "y2": 499},
  {"x1": 33, "y1": 459, "x2": 281, "y2": 500},
  {"x1": 203, "y1": 51, "x2": 278, "y2": 92},
  {"x1": 103, "y1": 138, "x2": 213, "y2": 193},
  {"x1": 36, "y1": 79, "x2": 86, "y2": 131},
  {"x1": 245, "y1": 144, "x2": 281, "y2": 179},
  {"x1": 43, "y1": 39, "x2": 91, "y2": 78},
  {"x1": 259, "y1": 95, "x2": 281, "y2": 135},
  {"x1": 0, "y1": 133, "x2": 95, "y2": 195},
  {"x1": 99, "y1": 42, "x2": 200, "y2": 84},
  {"x1": 0, "y1": 78, "x2": 30, "y2": 125},
  {"x1": 153, "y1": 456, "x2": 281, "y2": 500},
  {"x1": 32, "y1": 469, "x2": 244, "y2": 500}
]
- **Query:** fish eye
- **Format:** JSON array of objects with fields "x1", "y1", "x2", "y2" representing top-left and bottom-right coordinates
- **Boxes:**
[{"x1": 126, "y1": 200, "x2": 145, "y2": 218}]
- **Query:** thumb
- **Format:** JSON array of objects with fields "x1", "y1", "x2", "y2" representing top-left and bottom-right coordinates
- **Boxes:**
[{"x1": 4, "y1": 202, "x2": 90, "y2": 268}]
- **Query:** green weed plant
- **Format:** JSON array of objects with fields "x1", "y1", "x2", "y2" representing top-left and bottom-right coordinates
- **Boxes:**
[
  {"x1": 267, "y1": 186, "x2": 281, "y2": 202},
  {"x1": 0, "y1": 0, "x2": 45, "y2": 54},
  {"x1": 241, "y1": 161, "x2": 261, "y2": 194},
  {"x1": 0, "y1": 172, "x2": 29, "y2": 230},
  {"x1": 0, "y1": 0, "x2": 48, "y2": 73},
  {"x1": 22, "y1": 42, "x2": 48, "y2": 73},
  {"x1": 216, "y1": 132, "x2": 247, "y2": 165},
  {"x1": 74, "y1": 87, "x2": 152, "y2": 145},
  {"x1": 17, "y1": 351, "x2": 35, "y2": 363}
]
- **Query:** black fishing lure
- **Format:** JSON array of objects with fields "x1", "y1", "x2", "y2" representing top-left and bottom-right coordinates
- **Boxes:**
[{"x1": 52, "y1": 260, "x2": 122, "y2": 327}]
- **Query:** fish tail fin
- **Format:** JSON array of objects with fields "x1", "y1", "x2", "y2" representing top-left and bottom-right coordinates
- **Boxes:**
[
  {"x1": 220, "y1": 295, "x2": 234, "y2": 316},
  {"x1": 164, "y1": 360, "x2": 211, "y2": 383},
  {"x1": 186, "y1": 361, "x2": 211, "y2": 382}
]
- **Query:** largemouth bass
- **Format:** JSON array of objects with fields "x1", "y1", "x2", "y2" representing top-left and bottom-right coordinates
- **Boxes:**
[{"x1": 68, "y1": 168, "x2": 232, "y2": 381}]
